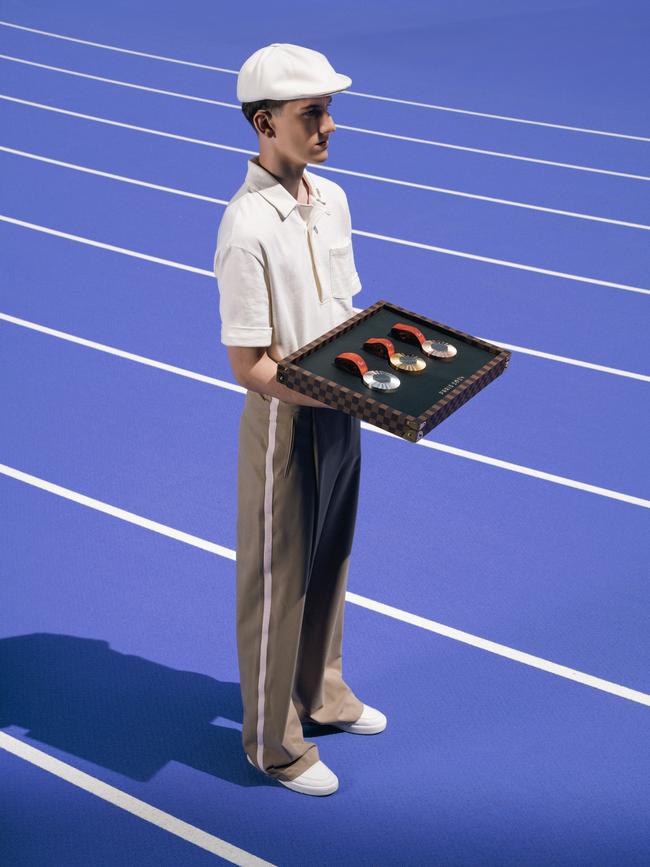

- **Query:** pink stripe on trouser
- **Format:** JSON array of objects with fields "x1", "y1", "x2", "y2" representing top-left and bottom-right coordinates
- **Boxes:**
[{"x1": 256, "y1": 396, "x2": 278, "y2": 769}]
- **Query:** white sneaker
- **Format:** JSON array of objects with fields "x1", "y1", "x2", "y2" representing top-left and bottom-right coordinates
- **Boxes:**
[
  {"x1": 246, "y1": 753, "x2": 339, "y2": 796},
  {"x1": 330, "y1": 704, "x2": 387, "y2": 734}
]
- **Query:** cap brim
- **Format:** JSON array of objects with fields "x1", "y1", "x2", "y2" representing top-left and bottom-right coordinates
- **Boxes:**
[
  {"x1": 238, "y1": 72, "x2": 352, "y2": 103},
  {"x1": 288, "y1": 73, "x2": 352, "y2": 100}
]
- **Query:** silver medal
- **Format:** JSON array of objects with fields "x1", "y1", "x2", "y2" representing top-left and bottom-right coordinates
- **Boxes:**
[{"x1": 362, "y1": 370, "x2": 401, "y2": 391}]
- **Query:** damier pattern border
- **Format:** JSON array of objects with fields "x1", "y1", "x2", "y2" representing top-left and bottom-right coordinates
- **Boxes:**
[{"x1": 276, "y1": 300, "x2": 511, "y2": 442}]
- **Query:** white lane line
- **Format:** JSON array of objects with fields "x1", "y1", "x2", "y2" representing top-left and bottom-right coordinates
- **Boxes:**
[
  {"x1": 405, "y1": 434, "x2": 650, "y2": 508},
  {"x1": 0, "y1": 733, "x2": 275, "y2": 866},
  {"x1": 0, "y1": 460, "x2": 235, "y2": 556},
  {"x1": 0, "y1": 93, "x2": 253, "y2": 154},
  {"x1": 2, "y1": 307, "x2": 647, "y2": 384},
  {"x1": 5, "y1": 214, "x2": 650, "y2": 295},
  {"x1": 335, "y1": 122, "x2": 650, "y2": 182},
  {"x1": 343, "y1": 593, "x2": 650, "y2": 707},
  {"x1": 1, "y1": 315, "x2": 649, "y2": 506},
  {"x1": 0, "y1": 311, "x2": 246, "y2": 390},
  {"x1": 338, "y1": 91, "x2": 650, "y2": 144},
  {"x1": 3, "y1": 55, "x2": 650, "y2": 187},
  {"x1": 0, "y1": 19, "x2": 239, "y2": 72},
  {"x1": 4, "y1": 137, "x2": 650, "y2": 233},
  {"x1": 466, "y1": 336, "x2": 650, "y2": 383},
  {"x1": 1, "y1": 220, "x2": 649, "y2": 383},
  {"x1": 352, "y1": 228, "x2": 650, "y2": 296},
  {"x1": 1, "y1": 463, "x2": 649, "y2": 705},
  {"x1": 0, "y1": 215, "x2": 212, "y2": 275},
  {"x1": 0, "y1": 19, "x2": 648, "y2": 143},
  {"x1": 0, "y1": 146, "x2": 227, "y2": 204},
  {"x1": 0, "y1": 53, "x2": 238, "y2": 107},
  {"x1": 3, "y1": 211, "x2": 649, "y2": 298},
  {"x1": 1, "y1": 69, "x2": 648, "y2": 182},
  {"x1": 0, "y1": 215, "x2": 650, "y2": 382},
  {"x1": 322, "y1": 162, "x2": 650, "y2": 226}
]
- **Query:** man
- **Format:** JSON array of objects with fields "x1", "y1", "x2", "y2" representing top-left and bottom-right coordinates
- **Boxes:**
[{"x1": 213, "y1": 43, "x2": 387, "y2": 798}]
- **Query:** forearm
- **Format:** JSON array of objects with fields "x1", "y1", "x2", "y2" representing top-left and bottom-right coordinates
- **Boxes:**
[{"x1": 242, "y1": 352, "x2": 333, "y2": 408}]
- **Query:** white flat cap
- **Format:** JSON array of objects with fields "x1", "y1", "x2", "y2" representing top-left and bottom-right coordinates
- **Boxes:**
[{"x1": 236, "y1": 42, "x2": 352, "y2": 103}]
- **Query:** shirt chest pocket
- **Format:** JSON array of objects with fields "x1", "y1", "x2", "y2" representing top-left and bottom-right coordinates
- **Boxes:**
[{"x1": 329, "y1": 240, "x2": 361, "y2": 299}]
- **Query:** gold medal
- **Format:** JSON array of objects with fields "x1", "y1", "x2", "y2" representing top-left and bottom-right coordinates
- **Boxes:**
[{"x1": 363, "y1": 337, "x2": 426, "y2": 374}]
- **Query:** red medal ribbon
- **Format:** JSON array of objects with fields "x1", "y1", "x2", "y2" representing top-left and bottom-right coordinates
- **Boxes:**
[
  {"x1": 334, "y1": 352, "x2": 369, "y2": 377},
  {"x1": 363, "y1": 337, "x2": 395, "y2": 358},
  {"x1": 390, "y1": 322, "x2": 427, "y2": 348}
]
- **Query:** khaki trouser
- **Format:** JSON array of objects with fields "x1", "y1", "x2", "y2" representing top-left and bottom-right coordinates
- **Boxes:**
[{"x1": 236, "y1": 388, "x2": 364, "y2": 782}]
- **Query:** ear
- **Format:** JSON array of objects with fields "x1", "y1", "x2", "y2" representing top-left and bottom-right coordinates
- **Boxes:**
[{"x1": 255, "y1": 109, "x2": 276, "y2": 138}]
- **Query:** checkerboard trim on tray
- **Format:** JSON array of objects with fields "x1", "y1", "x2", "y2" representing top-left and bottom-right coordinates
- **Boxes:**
[{"x1": 277, "y1": 300, "x2": 511, "y2": 442}]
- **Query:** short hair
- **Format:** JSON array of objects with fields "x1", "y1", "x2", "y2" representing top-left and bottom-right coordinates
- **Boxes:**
[{"x1": 241, "y1": 98, "x2": 288, "y2": 131}]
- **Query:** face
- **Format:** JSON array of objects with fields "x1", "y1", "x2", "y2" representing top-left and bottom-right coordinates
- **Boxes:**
[{"x1": 257, "y1": 94, "x2": 336, "y2": 165}]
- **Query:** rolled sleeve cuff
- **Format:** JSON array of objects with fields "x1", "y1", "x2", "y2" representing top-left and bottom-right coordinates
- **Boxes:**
[{"x1": 221, "y1": 325, "x2": 273, "y2": 346}]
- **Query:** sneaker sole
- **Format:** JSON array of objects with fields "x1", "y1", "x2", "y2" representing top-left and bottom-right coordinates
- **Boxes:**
[
  {"x1": 246, "y1": 754, "x2": 338, "y2": 796},
  {"x1": 333, "y1": 719, "x2": 387, "y2": 734}
]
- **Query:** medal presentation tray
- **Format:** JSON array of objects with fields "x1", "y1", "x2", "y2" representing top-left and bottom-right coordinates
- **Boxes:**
[{"x1": 276, "y1": 300, "x2": 511, "y2": 442}]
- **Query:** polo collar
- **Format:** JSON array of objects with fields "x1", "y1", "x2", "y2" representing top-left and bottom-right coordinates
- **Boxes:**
[{"x1": 245, "y1": 156, "x2": 327, "y2": 220}]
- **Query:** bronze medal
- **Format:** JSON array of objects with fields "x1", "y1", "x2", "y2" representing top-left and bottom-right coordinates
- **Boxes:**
[
  {"x1": 390, "y1": 322, "x2": 457, "y2": 359},
  {"x1": 422, "y1": 338, "x2": 457, "y2": 359}
]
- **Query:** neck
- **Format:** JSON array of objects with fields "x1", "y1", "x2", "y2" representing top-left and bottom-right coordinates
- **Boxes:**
[{"x1": 256, "y1": 152, "x2": 308, "y2": 201}]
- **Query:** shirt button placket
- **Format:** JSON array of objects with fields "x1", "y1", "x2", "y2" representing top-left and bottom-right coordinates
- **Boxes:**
[{"x1": 306, "y1": 215, "x2": 326, "y2": 303}]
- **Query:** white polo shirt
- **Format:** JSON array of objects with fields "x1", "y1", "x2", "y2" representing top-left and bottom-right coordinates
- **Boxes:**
[{"x1": 213, "y1": 155, "x2": 362, "y2": 362}]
